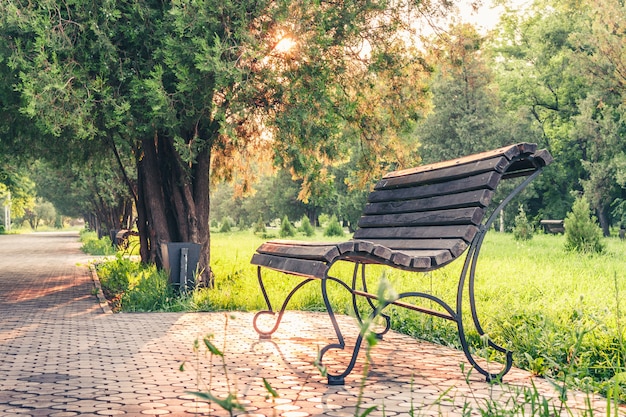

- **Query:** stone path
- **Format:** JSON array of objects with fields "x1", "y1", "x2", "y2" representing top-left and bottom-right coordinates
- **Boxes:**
[{"x1": 0, "y1": 232, "x2": 622, "y2": 416}]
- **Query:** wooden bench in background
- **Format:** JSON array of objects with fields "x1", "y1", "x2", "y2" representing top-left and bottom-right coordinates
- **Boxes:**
[
  {"x1": 251, "y1": 143, "x2": 553, "y2": 385},
  {"x1": 540, "y1": 219, "x2": 565, "y2": 234}
]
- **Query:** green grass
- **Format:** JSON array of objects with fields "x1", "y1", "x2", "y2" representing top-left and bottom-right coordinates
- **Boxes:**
[{"x1": 95, "y1": 228, "x2": 626, "y2": 401}]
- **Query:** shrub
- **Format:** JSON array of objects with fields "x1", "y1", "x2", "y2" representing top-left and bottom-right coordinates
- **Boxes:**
[
  {"x1": 219, "y1": 217, "x2": 232, "y2": 233},
  {"x1": 279, "y1": 215, "x2": 296, "y2": 238},
  {"x1": 96, "y1": 256, "x2": 188, "y2": 312},
  {"x1": 121, "y1": 268, "x2": 180, "y2": 312},
  {"x1": 513, "y1": 205, "x2": 534, "y2": 241},
  {"x1": 318, "y1": 213, "x2": 330, "y2": 227},
  {"x1": 324, "y1": 215, "x2": 344, "y2": 237},
  {"x1": 253, "y1": 217, "x2": 266, "y2": 234},
  {"x1": 80, "y1": 233, "x2": 116, "y2": 256},
  {"x1": 298, "y1": 215, "x2": 315, "y2": 237},
  {"x1": 564, "y1": 196, "x2": 605, "y2": 254}
]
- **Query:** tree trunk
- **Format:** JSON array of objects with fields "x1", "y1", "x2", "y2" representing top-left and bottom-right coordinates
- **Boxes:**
[
  {"x1": 141, "y1": 134, "x2": 172, "y2": 268},
  {"x1": 133, "y1": 132, "x2": 214, "y2": 287},
  {"x1": 193, "y1": 147, "x2": 212, "y2": 287},
  {"x1": 135, "y1": 156, "x2": 151, "y2": 264},
  {"x1": 597, "y1": 207, "x2": 610, "y2": 237}
]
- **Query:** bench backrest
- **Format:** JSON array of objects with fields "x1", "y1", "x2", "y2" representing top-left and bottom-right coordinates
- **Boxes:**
[{"x1": 353, "y1": 143, "x2": 553, "y2": 268}]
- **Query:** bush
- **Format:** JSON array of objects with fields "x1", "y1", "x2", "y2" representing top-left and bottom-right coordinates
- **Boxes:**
[
  {"x1": 219, "y1": 217, "x2": 232, "y2": 233},
  {"x1": 121, "y1": 268, "x2": 180, "y2": 312},
  {"x1": 298, "y1": 215, "x2": 315, "y2": 237},
  {"x1": 253, "y1": 217, "x2": 266, "y2": 234},
  {"x1": 564, "y1": 196, "x2": 605, "y2": 254},
  {"x1": 513, "y1": 205, "x2": 534, "y2": 241},
  {"x1": 279, "y1": 215, "x2": 296, "y2": 238},
  {"x1": 96, "y1": 256, "x2": 187, "y2": 312},
  {"x1": 80, "y1": 232, "x2": 116, "y2": 256},
  {"x1": 96, "y1": 254, "x2": 134, "y2": 295},
  {"x1": 324, "y1": 215, "x2": 344, "y2": 237}
]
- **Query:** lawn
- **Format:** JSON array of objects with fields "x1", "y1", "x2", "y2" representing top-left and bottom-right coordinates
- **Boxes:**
[{"x1": 95, "y1": 228, "x2": 626, "y2": 400}]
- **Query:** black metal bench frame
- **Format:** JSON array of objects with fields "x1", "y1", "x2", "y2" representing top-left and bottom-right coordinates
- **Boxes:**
[{"x1": 251, "y1": 143, "x2": 553, "y2": 385}]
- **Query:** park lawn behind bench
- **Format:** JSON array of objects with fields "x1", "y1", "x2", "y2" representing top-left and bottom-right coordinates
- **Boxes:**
[{"x1": 96, "y1": 229, "x2": 626, "y2": 399}]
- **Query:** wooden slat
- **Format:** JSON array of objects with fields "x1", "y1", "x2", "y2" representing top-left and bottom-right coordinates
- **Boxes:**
[
  {"x1": 375, "y1": 156, "x2": 508, "y2": 190},
  {"x1": 411, "y1": 255, "x2": 434, "y2": 269},
  {"x1": 336, "y1": 249, "x2": 433, "y2": 270},
  {"x1": 353, "y1": 225, "x2": 479, "y2": 242},
  {"x1": 372, "y1": 244, "x2": 393, "y2": 260},
  {"x1": 358, "y1": 207, "x2": 485, "y2": 229},
  {"x1": 400, "y1": 250, "x2": 453, "y2": 267},
  {"x1": 533, "y1": 149, "x2": 554, "y2": 167},
  {"x1": 368, "y1": 172, "x2": 501, "y2": 203},
  {"x1": 363, "y1": 189, "x2": 493, "y2": 216},
  {"x1": 383, "y1": 143, "x2": 536, "y2": 179},
  {"x1": 502, "y1": 149, "x2": 555, "y2": 179},
  {"x1": 337, "y1": 241, "x2": 356, "y2": 254},
  {"x1": 355, "y1": 240, "x2": 375, "y2": 253},
  {"x1": 265, "y1": 240, "x2": 339, "y2": 247},
  {"x1": 257, "y1": 242, "x2": 339, "y2": 262},
  {"x1": 359, "y1": 239, "x2": 468, "y2": 257},
  {"x1": 251, "y1": 253, "x2": 328, "y2": 278},
  {"x1": 390, "y1": 251, "x2": 413, "y2": 267}
]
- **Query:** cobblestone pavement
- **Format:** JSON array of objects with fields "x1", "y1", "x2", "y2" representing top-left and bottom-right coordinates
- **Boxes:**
[{"x1": 0, "y1": 232, "x2": 623, "y2": 416}]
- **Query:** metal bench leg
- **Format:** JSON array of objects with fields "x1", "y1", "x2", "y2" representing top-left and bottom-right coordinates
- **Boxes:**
[
  {"x1": 455, "y1": 233, "x2": 513, "y2": 382},
  {"x1": 349, "y1": 263, "x2": 391, "y2": 340},
  {"x1": 318, "y1": 275, "x2": 349, "y2": 385},
  {"x1": 253, "y1": 266, "x2": 315, "y2": 339},
  {"x1": 320, "y1": 273, "x2": 392, "y2": 385},
  {"x1": 359, "y1": 264, "x2": 391, "y2": 339}
]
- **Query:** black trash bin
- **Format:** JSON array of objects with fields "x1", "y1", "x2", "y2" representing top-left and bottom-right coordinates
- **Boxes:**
[{"x1": 162, "y1": 242, "x2": 201, "y2": 291}]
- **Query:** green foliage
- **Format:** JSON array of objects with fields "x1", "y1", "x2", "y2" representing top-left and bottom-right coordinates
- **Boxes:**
[
  {"x1": 96, "y1": 256, "x2": 186, "y2": 312},
  {"x1": 253, "y1": 217, "x2": 266, "y2": 234},
  {"x1": 219, "y1": 217, "x2": 232, "y2": 233},
  {"x1": 80, "y1": 232, "x2": 116, "y2": 256},
  {"x1": 324, "y1": 215, "x2": 344, "y2": 237},
  {"x1": 279, "y1": 215, "x2": 296, "y2": 238},
  {"x1": 418, "y1": 24, "x2": 508, "y2": 164},
  {"x1": 564, "y1": 196, "x2": 605, "y2": 254},
  {"x1": 298, "y1": 215, "x2": 315, "y2": 237},
  {"x1": 96, "y1": 254, "x2": 134, "y2": 296},
  {"x1": 513, "y1": 205, "x2": 534, "y2": 241},
  {"x1": 121, "y1": 268, "x2": 179, "y2": 312}
]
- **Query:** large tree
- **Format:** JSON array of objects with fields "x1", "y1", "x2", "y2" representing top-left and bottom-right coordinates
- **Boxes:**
[{"x1": 1, "y1": 0, "x2": 432, "y2": 285}]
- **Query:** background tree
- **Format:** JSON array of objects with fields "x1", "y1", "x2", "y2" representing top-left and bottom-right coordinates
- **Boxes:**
[
  {"x1": 418, "y1": 24, "x2": 509, "y2": 163},
  {"x1": 492, "y1": 0, "x2": 593, "y2": 221}
]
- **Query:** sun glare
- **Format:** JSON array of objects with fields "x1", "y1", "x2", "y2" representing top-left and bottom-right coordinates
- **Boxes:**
[{"x1": 274, "y1": 36, "x2": 296, "y2": 54}]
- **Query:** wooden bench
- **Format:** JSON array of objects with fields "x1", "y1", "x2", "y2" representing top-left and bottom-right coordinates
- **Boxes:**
[
  {"x1": 251, "y1": 143, "x2": 553, "y2": 385},
  {"x1": 540, "y1": 220, "x2": 564, "y2": 234}
]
